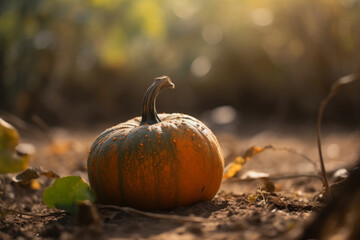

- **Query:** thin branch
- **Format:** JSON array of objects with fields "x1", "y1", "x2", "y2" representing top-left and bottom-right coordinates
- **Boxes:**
[
  {"x1": 0, "y1": 205, "x2": 65, "y2": 218},
  {"x1": 269, "y1": 174, "x2": 322, "y2": 181},
  {"x1": 227, "y1": 173, "x2": 322, "y2": 183},
  {"x1": 264, "y1": 144, "x2": 319, "y2": 173},
  {"x1": 95, "y1": 204, "x2": 206, "y2": 223}
]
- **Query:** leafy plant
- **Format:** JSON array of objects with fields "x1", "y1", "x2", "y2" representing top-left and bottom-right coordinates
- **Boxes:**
[{"x1": 43, "y1": 176, "x2": 96, "y2": 214}]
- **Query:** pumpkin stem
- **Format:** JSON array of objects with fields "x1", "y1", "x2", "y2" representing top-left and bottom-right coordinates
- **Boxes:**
[{"x1": 140, "y1": 76, "x2": 175, "y2": 125}]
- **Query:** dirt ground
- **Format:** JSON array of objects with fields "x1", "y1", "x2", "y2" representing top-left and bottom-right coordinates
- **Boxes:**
[{"x1": 0, "y1": 123, "x2": 359, "y2": 240}]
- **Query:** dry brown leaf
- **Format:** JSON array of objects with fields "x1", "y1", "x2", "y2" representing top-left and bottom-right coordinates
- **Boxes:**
[
  {"x1": 223, "y1": 145, "x2": 267, "y2": 179},
  {"x1": 12, "y1": 167, "x2": 60, "y2": 185},
  {"x1": 223, "y1": 157, "x2": 246, "y2": 179},
  {"x1": 39, "y1": 170, "x2": 60, "y2": 179},
  {"x1": 30, "y1": 179, "x2": 41, "y2": 190},
  {"x1": 243, "y1": 146, "x2": 266, "y2": 161},
  {"x1": 13, "y1": 168, "x2": 40, "y2": 185},
  {"x1": 224, "y1": 144, "x2": 318, "y2": 180}
]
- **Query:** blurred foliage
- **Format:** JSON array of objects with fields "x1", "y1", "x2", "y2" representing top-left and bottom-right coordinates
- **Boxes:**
[
  {"x1": 0, "y1": 118, "x2": 29, "y2": 173},
  {"x1": 0, "y1": 0, "x2": 359, "y2": 126}
]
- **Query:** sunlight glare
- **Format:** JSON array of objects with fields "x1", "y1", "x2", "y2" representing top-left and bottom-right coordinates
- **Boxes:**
[
  {"x1": 202, "y1": 24, "x2": 223, "y2": 45},
  {"x1": 326, "y1": 143, "x2": 340, "y2": 159},
  {"x1": 191, "y1": 57, "x2": 211, "y2": 77},
  {"x1": 211, "y1": 106, "x2": 237, "y2": 125},
  {"x1": 172, "y1": 0, "x2": 198, "y2": 20},
  {"x1": 251, "y1": 8, "x2": 273, "y2": 27}
]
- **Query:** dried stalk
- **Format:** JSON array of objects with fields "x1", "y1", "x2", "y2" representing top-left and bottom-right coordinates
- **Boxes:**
[{"x1": 316, "y1": 72, "x2": 359, "y2": 194}]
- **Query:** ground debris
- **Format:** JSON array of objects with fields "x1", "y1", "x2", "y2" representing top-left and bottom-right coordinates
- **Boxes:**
[{"x1": 0, "y1": 128, "x2": 357, "y2": 239}]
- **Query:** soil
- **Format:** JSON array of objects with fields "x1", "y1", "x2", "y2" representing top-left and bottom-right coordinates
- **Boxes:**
[{"x1": 0, "y1": 124, "x2": 359, "y2": 240}]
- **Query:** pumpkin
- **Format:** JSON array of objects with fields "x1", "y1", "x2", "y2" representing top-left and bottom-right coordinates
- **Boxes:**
[{"x1": 87, "y1": 76, "x2": 224, "y2": 210}]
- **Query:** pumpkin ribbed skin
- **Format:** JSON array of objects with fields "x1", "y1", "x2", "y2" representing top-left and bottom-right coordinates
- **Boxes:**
[{"x1": 87, "y1": 77, "x2": 224, "y2": 210}]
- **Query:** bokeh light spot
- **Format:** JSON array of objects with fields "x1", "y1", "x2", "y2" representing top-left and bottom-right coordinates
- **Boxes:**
[
  {"x1": 211, "y1": 106, "x2": 237, "y2": 125},
  {"x1": 326, "y1": 143, "x2": 340, "y2": 159},
  {"x1": 201, "y1": 24, "x2": 223, "y2": 45},
  {"x1": 251, "y1": 8, "x2": 273, "y2": 27},
  {"x1": 191, "y1": 57, "x2": 211, "y2": 77},
  {"x1": 172, "y1": 0, "x2": 198, "y2": 20},
  {"x1": 34, "y1": 30, "x2": 53, "y2": 50}
]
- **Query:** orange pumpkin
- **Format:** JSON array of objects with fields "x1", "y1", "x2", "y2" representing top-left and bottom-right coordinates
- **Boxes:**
[{"x1": 87, "y1": 76, "x2": 224, "y2": 210}]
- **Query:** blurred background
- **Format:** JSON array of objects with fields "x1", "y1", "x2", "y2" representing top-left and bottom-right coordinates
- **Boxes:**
[{"x1": 1, "y1": 0, "x2": 360, "y2": 130}]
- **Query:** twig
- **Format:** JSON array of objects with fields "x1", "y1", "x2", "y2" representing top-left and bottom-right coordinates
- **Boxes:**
[
  {"x1": 316, "y1": 72, "x2": 359, "y2": 195},
  {"x1": 0, "y1": 205, "x2": 65, "y2": 218},
  {"x1": 95, "y1": 204, "x2": 206, "y2": 223},
  {"x1": 269, "y1": 174, "x2": 322, "y2": 181},
  {"x1": 263, "y1": 144, "x2": 319, "y2": 173},
  {"x1": 226, "y1": 173, "x2": 322, "y2": 183}
]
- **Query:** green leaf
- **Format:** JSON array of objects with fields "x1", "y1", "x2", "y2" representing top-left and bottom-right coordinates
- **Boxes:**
[
  {"x1": 0, "y1": 118, "x2": 29, "y2": 173},
  {"x1": 43, "y1": 176, "x2": 96, "y2": 214}
]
